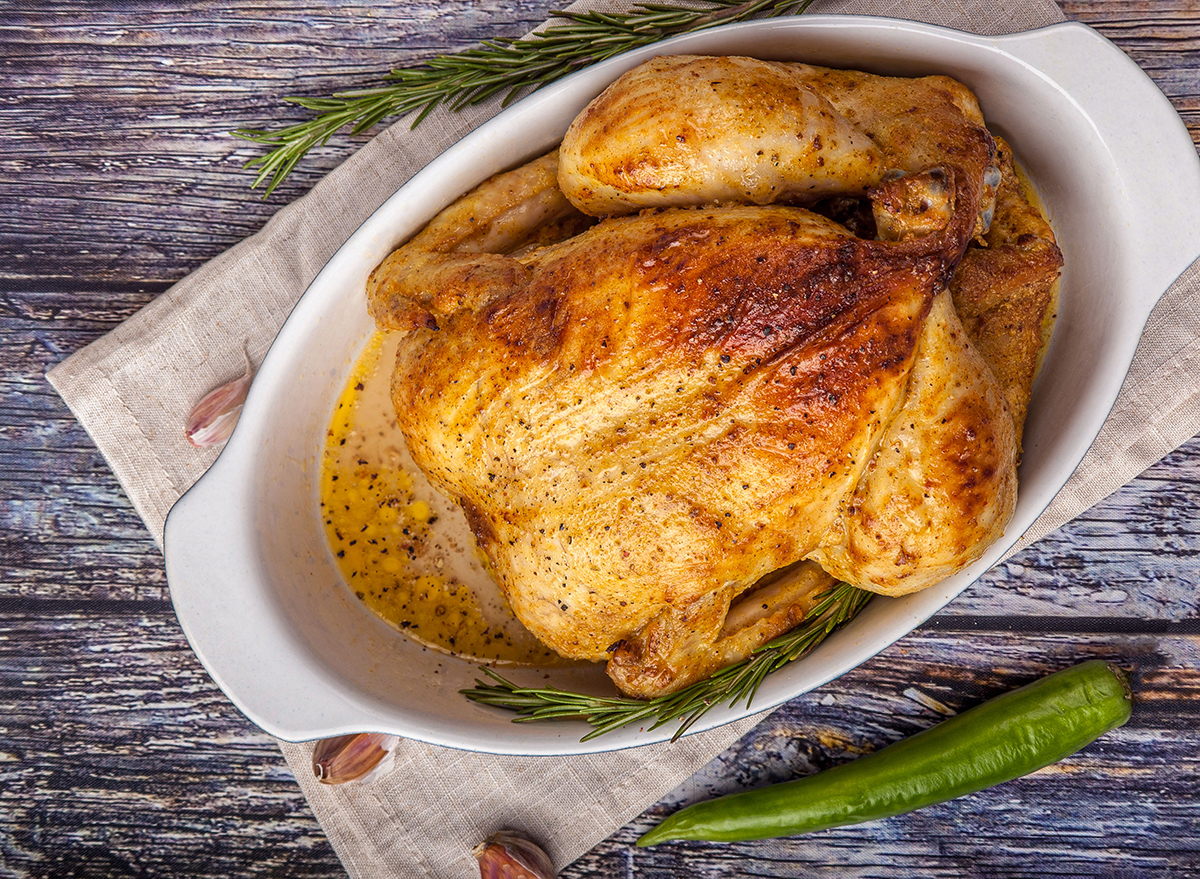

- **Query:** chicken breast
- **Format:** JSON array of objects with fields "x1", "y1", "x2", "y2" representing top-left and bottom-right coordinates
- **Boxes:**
[{"x1": 366, "y1": 56, "x2": 1059, "y2": 698}]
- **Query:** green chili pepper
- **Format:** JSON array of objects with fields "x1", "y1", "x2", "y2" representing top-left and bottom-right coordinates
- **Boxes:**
[{"x1": 638, "y1": 659, "x2": 1132, "y2": 845}]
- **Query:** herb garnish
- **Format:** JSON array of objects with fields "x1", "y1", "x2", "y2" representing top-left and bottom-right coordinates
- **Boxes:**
[
  {"x1": 234, "y1": 0, "x2": 815, "y2": 195},
  {"x1": 462, "y1": 581, "x2": 871, "y2": 742}
]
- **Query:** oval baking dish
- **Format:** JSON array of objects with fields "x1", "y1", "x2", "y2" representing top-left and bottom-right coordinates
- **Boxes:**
[{"x1": 164, "y1": 15, "x2": 1200, "y2": 755}]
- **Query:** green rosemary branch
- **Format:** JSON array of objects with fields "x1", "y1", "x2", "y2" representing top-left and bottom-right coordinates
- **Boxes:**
[
  {"x1": 233, "y1": 0, "x2": 815, "y2": 195},
  {"x1": 462, "y1": 581, "x2": 872, "y2": 742}
]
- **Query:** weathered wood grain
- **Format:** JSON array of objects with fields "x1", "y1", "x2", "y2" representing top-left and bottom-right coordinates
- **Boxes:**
[
  {"x1": 0, "y1": 1, "x2": 565, "y2": 289},
  {"x1": 0, "y1": 604, "x2": 341, "y2": 877},
  {"x1": 3, "y1": 605, "x2": 1198, "y2": 877},
  {"x1": 566, "y1": 632, "x2": 1200, "y2": 877},
  {"x1": 951, "y1": 434, "x2": 1200, "y2": 620},
  {"x1": 0, "y1": 314, "x2": 170, "y2": 601},
  {"x1": 1, "y1": 0, "x2": 1197, "y2": 291},
  {"x1": 2, "y1": 1, "x2": 1199, "y2": 877}
]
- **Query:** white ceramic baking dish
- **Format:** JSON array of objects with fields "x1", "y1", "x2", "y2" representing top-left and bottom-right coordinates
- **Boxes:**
[{"x1": 164, "y1": 16, "x2": 1200, "y2": 755}]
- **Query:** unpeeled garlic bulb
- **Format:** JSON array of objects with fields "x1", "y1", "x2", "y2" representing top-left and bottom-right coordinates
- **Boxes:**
[
  {"x1": 311, "y1": 732, "x2": 399, "y2": 785},
  {"x1": 474, "y1": 831, "x2": 556, "y2": 879},
  {"x1": 185, "y1": 346, "x2": 255, "y2": 447}
]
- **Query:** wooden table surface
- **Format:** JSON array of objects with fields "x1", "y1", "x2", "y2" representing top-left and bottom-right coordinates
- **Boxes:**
[{"x1": 3, "y1": 2, "x2": 1198, "y2": 876}]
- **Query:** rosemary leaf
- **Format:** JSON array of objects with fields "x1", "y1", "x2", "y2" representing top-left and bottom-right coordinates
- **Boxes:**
[
  {"x1": 461, "y1": 582, "x2": 872, "y2": 742},
  {"x1": 233, "y1": 0, "x2": 815, "y2": 195}
]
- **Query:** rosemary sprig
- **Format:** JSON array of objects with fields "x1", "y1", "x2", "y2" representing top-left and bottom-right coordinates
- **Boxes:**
[
  {"x1": 233, "y1": 0, "x2": 815, "y2": 195},
  {"x1": 462, "y1": 581, "x2": 872, "y2": 742}
]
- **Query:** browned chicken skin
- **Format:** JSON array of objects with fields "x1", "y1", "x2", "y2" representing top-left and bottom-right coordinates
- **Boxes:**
[
  {"x1": 366, "y1": 56, "x2": 1061, "y2": 698},
  {"x1": 950, "y1": 137, "x2": 1063, "y2": 439},
  {"x1": 558, "y1": 55, "x2": 886, "y2": 212}
]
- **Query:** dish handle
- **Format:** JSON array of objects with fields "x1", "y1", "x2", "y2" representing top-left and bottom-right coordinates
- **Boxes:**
[{"x1": 164, "y1": 454, "x2": 379, "y2": 742}]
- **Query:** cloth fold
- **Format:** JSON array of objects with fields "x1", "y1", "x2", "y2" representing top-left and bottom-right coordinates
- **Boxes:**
[{"x1": 46, "y1": 1, "x2": 1200, "y2": 876}]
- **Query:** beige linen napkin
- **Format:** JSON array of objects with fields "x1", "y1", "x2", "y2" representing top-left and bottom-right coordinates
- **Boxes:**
[{"x1": 46, "y1": 0, "x2": 1200, "y2": 875}]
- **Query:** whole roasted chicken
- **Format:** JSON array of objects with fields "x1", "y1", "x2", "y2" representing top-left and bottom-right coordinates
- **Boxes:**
[{"x1": 367, "y1": 56, "x2": 1062, "y2": 698}]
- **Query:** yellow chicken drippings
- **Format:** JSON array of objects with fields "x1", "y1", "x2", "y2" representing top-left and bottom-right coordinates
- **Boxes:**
[{"x1": 319, "y1": 332, "x2": 563, "y2": 665}]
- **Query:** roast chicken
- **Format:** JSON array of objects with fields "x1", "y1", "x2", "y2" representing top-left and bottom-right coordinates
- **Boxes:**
[{"x1": 366, "y1": 56, "x2": 1062, "y2": 698}]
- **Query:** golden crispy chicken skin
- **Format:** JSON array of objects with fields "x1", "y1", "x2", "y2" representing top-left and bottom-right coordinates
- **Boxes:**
[
  {"x1": 367, "y1": 56, "x2": 1059, "y2": 698},
  {"x1": 559, "y1": 55, "x2": 885, "y2": 214},
  {"x1": 560, "y1": 56, "x2": 1001, "y2": 240},
  {"x1": 389, "y1": 201, "x2": 976, "y2": 657},
  {"x1": 950, "y1": 137, "x2": 1064, "y2": 440}
]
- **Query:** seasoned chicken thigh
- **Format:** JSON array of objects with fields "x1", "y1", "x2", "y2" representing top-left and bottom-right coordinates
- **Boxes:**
[
  {"x1": 367, "y1": 56, "x2": 1058, "y2": 698},
  {"x1": 559, "y1": 55, "x2": 885, "y2": 213},
  {"x1": 559, "y1": 56, "x2": 1001, "y2": 240}
]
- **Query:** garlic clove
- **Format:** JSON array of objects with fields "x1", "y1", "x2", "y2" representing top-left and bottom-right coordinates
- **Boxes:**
[
  {"x1": 311, "y1": 732, "x2": 399, "y2": 785},
  {"x1": 473, "y1": 831, "x2": 556, "y2": 879},
  {"x1": 185, "y1": 346, "x2": 255, "y2": 447}
]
